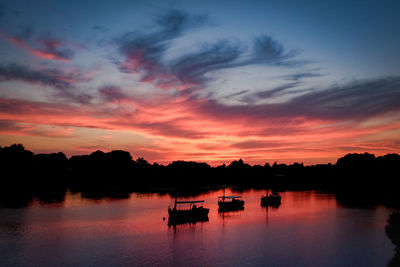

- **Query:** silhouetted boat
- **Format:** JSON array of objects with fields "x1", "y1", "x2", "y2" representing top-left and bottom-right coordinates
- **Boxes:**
[
  {"x1": 218, "y1": 189, "x2": 245, "y2": 212},
  {"x1": 261, "y1": 190, "x2": 281, "y2": 207},
  {"x1": 168, "y1": 199, "x2": 209, "y2": 225}
]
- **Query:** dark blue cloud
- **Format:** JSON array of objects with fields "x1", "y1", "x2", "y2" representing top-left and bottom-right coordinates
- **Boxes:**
[
  {"x1": 171, "y1": 40, "x2": 243, "y2": 85},
  {"x1": 116, "y1": 9, "x2": 304, "y2": 89},
  {"x1": 239, "y1": 83, "x2": 298, "y2": 104},
  {"x1": 39, "y1": 39, "x2": 74, "y2": 61},
  {"x1": 283, "y1": 70, "x2": 325, "y2": 81},
  {"x1": 0, "y1": 63, "x2": 70, "y2": 89},
  {"x1": 92, "y1": 25, "x2": 109, "y2": 33},
  {"x1": 117, "y1": 9, "x2": 208, "y2": 74},
  {"x1": 0, "y1": 63, "x2": 90, "y2": 104},
  {"x1": 0, "y1": 26, "x2": 75, "y2": 62},
  {"x1": 249, "y1": 36, "x2": 299, "y2": 66},
  {"x1": 98, "y1": 85, "x2": 127, "y2": 102},
  {"x1": 154, "y1": 9, "x2": 207, "y2": 39},
  {"x1": 225, "y1": 90, "x2": 249, "y2": 99},
  {"x1": 290, "y1": 76, "x2": 400, "y2": 119},
  {"x1": 199, "y1": 76, "x2": 400, "y2": 121}
]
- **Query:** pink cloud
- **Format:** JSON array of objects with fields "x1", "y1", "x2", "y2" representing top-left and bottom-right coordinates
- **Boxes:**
[
  {"x1": 0, "y1": 32, "x2": 73, "y2": 62},
  {"x1": 1, "y1": 92, "x2": 399, "y2": 166},
  {"x1": 29, "y1": 49, "x2": 70, "y2": 62}
]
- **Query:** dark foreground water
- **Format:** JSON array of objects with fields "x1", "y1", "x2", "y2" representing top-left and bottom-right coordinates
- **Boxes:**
[{"x1": 0, "y1": 190, "x2": 395, "y2": 267}]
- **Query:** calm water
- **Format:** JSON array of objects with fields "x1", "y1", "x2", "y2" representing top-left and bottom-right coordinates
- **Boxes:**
[{"x1": 0, "y1": 190, "x2": 395, "y2": 267}]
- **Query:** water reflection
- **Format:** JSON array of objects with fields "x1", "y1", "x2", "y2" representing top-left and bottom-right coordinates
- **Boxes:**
[
  {"x1": 218, "y1": 209, "x2": 245, "y2": 219},
  {"x1": 0, "y1": 190, "x2": 395, "y2": 267},
  {"x1": 385, "y1": 212, "x2": 400, "y2": 266}
]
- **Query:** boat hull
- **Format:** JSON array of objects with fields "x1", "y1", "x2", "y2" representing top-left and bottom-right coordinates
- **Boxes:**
[
  {"x1": 218, "y1": 200, "x2": 245, "y2": 212},
  {"x1": 168, "y1": 207, "x2": 209, "y2": 225},
  {"x1": 260, "y1": 196, "x2": 281, "y2": 207}
]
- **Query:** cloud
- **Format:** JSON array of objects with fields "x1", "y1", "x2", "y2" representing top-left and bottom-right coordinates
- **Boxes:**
[
  {"x1": 154, "y1": 9, "x2": 207, "y2": 38},
  {"x1": 0, "y1": 8, "x2": 398, "y2": 164},
  {"x1": 117, "y1": 9, "x2": 207, "y2": 73},
  {"x1": 0, "y1": 98, "x2": 70, "y2": 116},
  {"x1": 290, "y1": 76, "x2": 400, "y2": 119},
  {"x1": 98, "y1": 85, "x2": 128, "y2": 102},
  {"x1": 115, "y1": 9, "x2": 211, "y2": 91},
  {"x1": 225, "y1": 90, "x2": 249, "y2": 98},
  {"x1": 116, "y1": 9, "x2": 302, "y2": 92},
  {"x1": 168, "y1": 36, "x2": 304, "y2": 90},
  {"x1": 0, "y1": 30, "x2": 74, "y2": 62},
  {"x1": 228, "y1": 69, "x2": 324, "y2": 104},
  {"x1": 171, "y1": 40, "x2": 243, "y2": 85},
  {"x1": 0, "y1": 119, "x2": 22, "y2": 131},
  {"x1": 55, "y1": 90, "x2": 92, "y2": 105},
  {"x1": 1, "y1": 76, "x2": 399, "y2": 165},
  {"x1": 249, "y1": 36, "x2": 300, "y2": 66},
  {"x1": 129, "y1": 121, "x2": 206, "y2": 139},
  {"x1": 239, "y1": 83, "x2": 298, "y2": 104},
  {"x1": 3, "y1": 73, "x2": 397, "y2": 142},
  {"x1": 231, "y1": 140, "x2": 294, "y2": 150},
  {"x1": 199, "y1": 76, "x2": 400, "y2": 121},
  {"x1": 0, "y1": 95, "x2": 205, "y2": 139},
  {"x1": 0, "y1": 63, "x2": 92, "y2": 104},
  {"x1": 0, "y1": 119, "x2": 75, "y2": 138},
  {"x1": 32, "y1": 39, "x2": 74, "y2": 61},
  {"x1": 0, "y1": 63, "x2": 70, "y2": 89},
  {"x1": 92, "y1": 26, "x2": 109, "y2": 33},
  {"x1": 118, "y1": 31, "x2": 166, "y2": 74},
  {"x1": 283, "y1": 71, "x2": 325, "y2": 81}
]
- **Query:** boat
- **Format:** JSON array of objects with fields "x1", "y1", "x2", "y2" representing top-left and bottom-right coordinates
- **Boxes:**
[
  {"x1": 218, "y1": 189, "x2": 245, "y2": 212},
  {"x1": 168, "y1": 199, "x2": 209, "y2": 225},
  {"x1": 260, "y1": 190, "x2": 281, "y2": 207},
  {"x1": 218, "y1": 196, "x2": 245, "y2": 212}
]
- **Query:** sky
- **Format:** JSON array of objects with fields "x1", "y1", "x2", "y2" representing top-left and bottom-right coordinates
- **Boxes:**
[{"x1": 0, "y1": 0, "x2": 399, "y2": 165}]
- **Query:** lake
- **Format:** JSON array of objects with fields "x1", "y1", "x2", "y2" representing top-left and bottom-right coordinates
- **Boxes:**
[{"x1": 0, "y1": 189, "x2": 395, "y2": 266}]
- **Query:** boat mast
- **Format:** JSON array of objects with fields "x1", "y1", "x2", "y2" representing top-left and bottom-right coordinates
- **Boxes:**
[{"x1": 174, "y1": 196, "x2": 177, "y2": 210}]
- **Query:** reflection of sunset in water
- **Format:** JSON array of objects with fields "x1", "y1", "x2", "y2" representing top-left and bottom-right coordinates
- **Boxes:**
[{"x1": 0, "y1": 190, "x2": 394, "y2": 266}]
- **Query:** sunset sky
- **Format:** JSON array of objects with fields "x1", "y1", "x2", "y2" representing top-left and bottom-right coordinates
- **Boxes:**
[{"x1": 0, "y1": 0, "x2": 399, "y2": 165}]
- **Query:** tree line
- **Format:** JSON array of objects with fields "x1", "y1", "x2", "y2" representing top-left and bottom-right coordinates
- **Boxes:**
[{"x1": 0, "y1": 144, "x2": 399, "y2": 207}]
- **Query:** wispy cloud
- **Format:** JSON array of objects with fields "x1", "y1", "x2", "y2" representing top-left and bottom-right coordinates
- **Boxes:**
[
  {"x1": 5, "y1": 76, "x2": 398, "y2": 138},
  {"x1": 0, "y1": 119, "x2": 75, "y2": 138},
  {"x1": 0, "y1": 30, "x2": 74, "y2": 62},
  {"x1": 0, "y1": 119, "x2": 23, "y2": 131},
  {"x1": 1, "y1": 7, "x2": 399, "y2": 164},
  {"x1": 239, "y1": 83, "x2": 298, "y2": 104},
  {"x1": 0, "y1": 63, "x2": 92, "y2": 104},
  {"x1": 92, "y1": 25, "x2": 109, "y2": 33},
  {"x1": 199, "y1": 76, "x2": 400, "y2": 121},
  {"x1": 249, "y1": 36, "x2": 300, "y2": 66},
  {"x1": 290, "y1": 76, "x2": 400, "y2": 119},
  {"x1": 117, "y1": 9, "x2": 207, "y2": 72},
  {"x1": 171, "y1": 40, "x2": 243, "y2": 86},
  {"x1": 282, "y1": 70, "x2": 325, "y2": 81},
  {"x1": 1, "y1": 75, "x2": 399, "y2": 164},
  {"x1": 98, "y1": 85, "x2": 128, "y2": 102},
  {"x1": 0, "y1": 63, "x2": 70, "y2": 88},
  {"x1": 33, "y1": 39, "x2": 74, "y2": 61},
  {"x1": 116, "y1": 9, "x2": 302, "y2": 93}
]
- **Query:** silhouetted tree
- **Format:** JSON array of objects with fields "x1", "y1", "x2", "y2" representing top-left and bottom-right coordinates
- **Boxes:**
[
  {"x1": 1, "y1": 144, "x2": 400, "y2": 207},
  {"x1": 386, "y1": 213, "x2": 400, "y2": 266}
]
